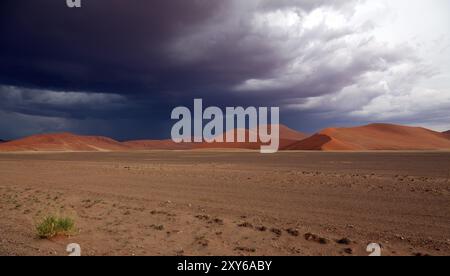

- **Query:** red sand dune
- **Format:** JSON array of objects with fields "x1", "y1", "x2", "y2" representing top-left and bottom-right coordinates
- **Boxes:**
[
  {"x1": 194, "y1": 124, "x2": 308, "y2": 150},
  {"x1": 194, "y1": 128, "x2": 261, "y2": 150},
  {"x1": 124, "y1": 139, "x2": 195, "y2": 150},
  {"x1": 0, "y1": 125, "x2": 307, "y2": 152},
  {"x1": 124, "y1": 125, "x2": 308, "y2": 150},
  {"x1": 444, "y1": 130, "x2": 450, "y2": 138},
  {"x1": 274, "y1": 125, "x2": 309, "y2": 141},
  {"x1": 0, "y1": 133, "x2": 129, "y2": 152},
  {"x1": 2, "y1": 124, "x2": 448, "y2": 152},
  {"x1": 285, "y1": 124, "x2": 450, "y2": 151}
]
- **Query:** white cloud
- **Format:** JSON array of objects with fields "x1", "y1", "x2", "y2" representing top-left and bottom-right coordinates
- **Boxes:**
[
  {"x1": 238, "y1": 0, "x2": 450, "y2": 131},
  {"x1": 350, "y1": 87, "x2": 450, "y2": 121}
]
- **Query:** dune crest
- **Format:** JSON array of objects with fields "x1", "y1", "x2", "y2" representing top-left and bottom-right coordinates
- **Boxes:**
[
  {"x1": 285, "y1": 123, "x2": 450, "y2": 151},
  {"x1": 194, "y1": 124, "x2": 308, "y2": 150},
  {"x1": 2, "y1": 124, "x2": 449, "y2": 152},
  {"x1": 0, "y1": 132, "x2": 129, "y2": 152},
  {"x1": 0, "y1": 126, "x2": 308, "y2": 152},
  {"x1": 124, "y1": 139, "x2": 195, "y2": 150},
  {"x1": 125, "y1": 125, "x2": 308, "y2": 151}
]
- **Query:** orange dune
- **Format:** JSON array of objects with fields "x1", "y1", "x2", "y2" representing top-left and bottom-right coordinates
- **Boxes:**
[
  {"x1": 123, "y1": 139, "x2": 195, "y2": 150},
  {"x1": 0, "y1": 133, "x2": 129, "y2": 152},
  {"x1": 285, "y1": 124, "x2": 450, "y2": 151},
  {"x1": 194, "y1": 124, "x2": 308, "y2": 150},
  {"x1": 3, "y1": 124, "x2": 447, "y2": 152},
  {"x1": 123, "y1": 125, "x2": 308, "y2": 151},
  {"x1": 0, "y1": 125, "x2": 307, "y2": 152},
  {"x1": 194, "y1": 128, "x2": 261, "y2": 150},
  {"x1": 273, "y1": 124, "x2": 309, "y2": 141}
]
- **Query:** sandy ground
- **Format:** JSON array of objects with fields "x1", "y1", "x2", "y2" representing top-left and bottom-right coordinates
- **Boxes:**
[{"x1": 0, "y1": 151, "x2": 449, "y2": 256}]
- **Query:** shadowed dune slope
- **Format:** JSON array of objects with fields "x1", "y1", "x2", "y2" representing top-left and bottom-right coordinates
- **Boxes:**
[
  {"x1": 125, "y1": 125, "x2": 308, "y2": 150},
  {"x1": 195, "y1": 124, "x2": 308, "y2": 150},
  {"x1": 3, "y1": 124, "x2": 447, "y2": 152},
  {"x1": 0, "y1": 133, "x2": 129, "y2": 152},
  {"x1": 285, "y1": 124, "x2": 450, "y2": 151},
  {"x1": 0, "y1": 125, "x2": 307, "y2": 152},
  {"x1": 124, "y1": 139, "x2": 195, "y2": 150},
  {"x1": 276, "y1": 125, "x2": 309, "y2": 141}
]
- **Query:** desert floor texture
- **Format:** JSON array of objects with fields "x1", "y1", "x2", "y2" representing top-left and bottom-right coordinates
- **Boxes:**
[{"x1": 0, "y1": 151, "x2": 449, "y2": 256}]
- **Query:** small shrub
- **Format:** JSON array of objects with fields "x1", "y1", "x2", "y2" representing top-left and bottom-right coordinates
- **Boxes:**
[{"x1": 36, "y1": 216, "x2": 75, "y2": 239}]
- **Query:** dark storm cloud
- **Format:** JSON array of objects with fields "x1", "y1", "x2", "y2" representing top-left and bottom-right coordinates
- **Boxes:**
[
  {"x1": 0, "y1": 0, "x2": 443, "y2": 139},
  {"x1": 0, "y1": 0, "x2": 227, "y2": 93},
  {"x1": 0, "y1": 0, "x2": 365, "y2": 98},
  {"x1": 0, "y1": 85, "x2": 126, "y2": 119}
]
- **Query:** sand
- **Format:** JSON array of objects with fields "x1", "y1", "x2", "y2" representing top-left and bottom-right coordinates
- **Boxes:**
[
  {"x1": 0, "y1": 151, "x2": 449, "y2": 256},
  {"x1": 123, "y1": 139, "x2": 195, "y2": 150},
  {"x1": 2, "y1": 124, "x2": 450, "y2": 153},
  {"x1": 0, "y1": 133, "x2": 129, "y2": 152},
  {"x1": 287, "y1": 124, "x2": 450, "y2": 151},
  {"x1": 124, "y1": 125, "x2": 308, "y2": 151},
  {"x1": 0, "y1": 125, "x2": 308, "y2": 152}
]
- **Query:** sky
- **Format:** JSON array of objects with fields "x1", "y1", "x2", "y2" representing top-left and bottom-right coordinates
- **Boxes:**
[{"x1": 0, "y1": 0, "x2": 449, "y2": 140}]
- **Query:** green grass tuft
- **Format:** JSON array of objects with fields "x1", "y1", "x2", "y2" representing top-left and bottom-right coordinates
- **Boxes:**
[{"x1": 36, "y1": 216, "x2": 75, "y2": 239}]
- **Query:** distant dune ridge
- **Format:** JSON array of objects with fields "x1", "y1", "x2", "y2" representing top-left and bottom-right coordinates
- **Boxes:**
[
  {"x1": 285, "y1": 124, "x2": 450, "y2": 151},
  {"x1": 0, "y1": 132, "x2": 129, "y2": 152},
  {"x1": 0, "y1": 125, "x2": 306, "y2": 152},
  {"x1": 124, "y1": 125, "x2": 307, "y2": 151},
  {"x1": 123, "y1": 139, "x2": 195, "y2": 150},
  {"x1": 194, "y1": 124, "x2": 309, "y2": 150},
  {"x1": 1, "y1": 124, "x2": 450, "y2": 152}
]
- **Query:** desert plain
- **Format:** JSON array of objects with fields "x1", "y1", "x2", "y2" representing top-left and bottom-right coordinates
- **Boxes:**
[{"x1": 0, "y1": 150, "x2": 449, "y2": 256}]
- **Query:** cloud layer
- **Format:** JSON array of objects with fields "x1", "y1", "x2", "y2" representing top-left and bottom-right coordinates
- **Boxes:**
[{"x1": 0, "y1": 0, "x2": 449, "y2": 139}]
